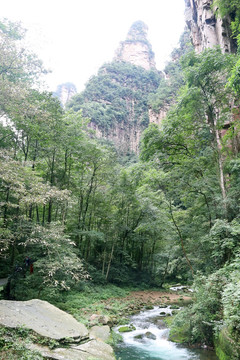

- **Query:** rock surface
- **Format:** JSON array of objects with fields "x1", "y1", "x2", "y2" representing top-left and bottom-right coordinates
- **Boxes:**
[
  {"x1": 29, "y1": 340, "x2": 115, "y2": 360},
  {"x1": 0, "y1": 299, "x2": 115, "y2": 360},
  {"x1": 0, "y1": 299, "x2": 88, "y2": 340},
  {"x1": 54, "y1": 82, "x2": 77, "y2": 108},
  {"x1": 89, "y1": 314, "x2": 111, "y2": 326},
  {"x1": 185, "y1": 0, "x2": 236, "y2": 53},
  {"x1": 89, "y1": 325, "x2": 111, "y2": 342},
  {"x1": 149, "y1": 108, "x2": 167, "y2": 127},
  {"x1": 114, "y1": 20, "x2": 156, "y2": 70}
]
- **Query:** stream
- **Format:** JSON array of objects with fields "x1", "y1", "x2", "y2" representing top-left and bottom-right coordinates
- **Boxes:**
[{"x1": 114, "y1": 306, "x2": 219, "y2": 360}]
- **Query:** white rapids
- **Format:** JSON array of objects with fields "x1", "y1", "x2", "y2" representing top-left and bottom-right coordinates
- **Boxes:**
[{"x1": 114, "y1": 306, "x2": 218, "y2": 360}]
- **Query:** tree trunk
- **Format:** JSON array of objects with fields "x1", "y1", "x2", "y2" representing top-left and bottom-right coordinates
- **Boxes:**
[
  {"x1": 32, "y1": 139, "x2": 38, "y2": 170},
  {"x1": 106, "y1": 241, "x2": 115, "y2": 281},
  {"x1": 3, "y1": 188, "x2": 10, "y2": 227},
  {"x1": 42, "y1": 205, "x2": 45, "y2": 226},
  {"x1": 47, "y1": 200, "x2": 52, "y2": 223},
  {"x1": 169, "y1": 201, "x2": 194, "y2": 277}
]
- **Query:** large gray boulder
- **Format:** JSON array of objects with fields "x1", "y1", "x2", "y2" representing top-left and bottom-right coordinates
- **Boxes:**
[
  {"x1": 0, "y1": 299, "x2": 115, "y2": 360},
  {"x1": 0, "y1": 299, "x2": 88, "y2": 341}
]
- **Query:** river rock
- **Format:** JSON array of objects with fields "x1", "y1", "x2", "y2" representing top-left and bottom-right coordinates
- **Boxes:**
[
  {"x1": 134, "y1": 333, "x2": 145, "y2": 340},
  {"x1": 169, "y1": 305, "x2": 180, "y2": 309},
  {"x1": 152, "y1": 318, "x2": 167, "y2": 329},
  {"x1": 145, "y1": 331, "x2": 157, "y2": 340},
  {"x1": 89, "y1": 314, "x2": 111, "y2": 326},
  {"x1": 28, "y1": 340, "x2": 115, "y2": 360},
  {"x1": 72, "y1": 339, "x2": 114, "y2": 360},
  {"x1": 118, "y1": 324, "x2": 136, "y2": 332},
  {"x1": 160, "y1": 311, "x2": 167, "y2": 316},
  {"x1": 134, "y1": 331, "x2": 156, "y2": 341},
  {"x1": 89, "y1": 325, "x2": 111, "y2": 342},
  {"x1": 0, "y1": 299, "x2": 88, "y2": 341}
]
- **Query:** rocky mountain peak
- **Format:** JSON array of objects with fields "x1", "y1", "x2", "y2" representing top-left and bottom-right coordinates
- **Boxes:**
[
  {"x1": 54, "y1": 82, "x2": 77, "y2": 108},
  {"x1": 114, "y1": 20, "x2": 156, "y2": 70},
  {"x1": 126, "y1": 20, "x2": 149, "y2": 42}
]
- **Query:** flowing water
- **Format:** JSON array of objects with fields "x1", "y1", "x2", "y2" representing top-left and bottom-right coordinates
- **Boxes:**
[{"x1": 114, "y1": 306, "x2": 219, "y2": 360}]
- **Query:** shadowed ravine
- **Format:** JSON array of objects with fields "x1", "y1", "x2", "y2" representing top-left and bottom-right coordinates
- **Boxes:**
[{"x1": 114, "y1": 306, "x2": 218, "y2": 360}]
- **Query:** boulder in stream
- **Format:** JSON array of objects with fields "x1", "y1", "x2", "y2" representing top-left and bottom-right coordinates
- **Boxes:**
[
  {"x1": 134, "y1": 331, "x2": 156, "y2": 342},
  {"x1": 152, "y1": 317, "x2": 167, "y2": 329},
  {"x1": 145, "y1": 331, "x2": 157, "y2": 340},
  {"x1": 118, "y1": 324, "x2": 136, "y2": 332}
]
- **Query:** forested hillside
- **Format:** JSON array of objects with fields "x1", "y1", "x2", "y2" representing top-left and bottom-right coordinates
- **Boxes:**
[{"x1": 1, "y1": 1, "x2": 240, "y2": 357}]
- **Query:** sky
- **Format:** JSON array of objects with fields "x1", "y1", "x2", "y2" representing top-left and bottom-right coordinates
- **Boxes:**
[{"x1": 1, "y1": 0, "x2": 186, "y2": 92}]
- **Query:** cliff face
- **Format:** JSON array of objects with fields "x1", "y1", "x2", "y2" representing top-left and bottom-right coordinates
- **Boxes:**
[
  {"x1": 114, "y1": 21, "x2": 156, "y2": 71},
  {"x1": 55, "y1": 83, "x2": 77, "y2": 108},
  {"x1": 148, "y1": 108, "x2": 167, "y2": 126},
  {"x1": 185, "y1": 0, "x2": 237, "y2": 53},
  {"x1": 89, "y1": 116, "x2": 142, "y2": 154}
]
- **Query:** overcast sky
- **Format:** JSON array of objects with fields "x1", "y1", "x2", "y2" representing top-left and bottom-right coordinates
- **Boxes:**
[{"x1": 1, "y1": 0, "x2": 186, "y2": 92}]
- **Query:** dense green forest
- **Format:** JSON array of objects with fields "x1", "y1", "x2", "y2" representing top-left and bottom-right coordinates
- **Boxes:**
[
  {"x1": 1, "y1": 1, "x2": 240, "y2": 357},
  {"x1": 68, "y1": 62, "x2": 161, "y2": 128}
]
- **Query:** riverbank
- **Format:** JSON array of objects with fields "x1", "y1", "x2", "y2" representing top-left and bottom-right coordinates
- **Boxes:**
[
  {"x1": 0, "y1": 284, "x2": 193, "y2": 359},
  {"x1": 51, "y1": 285, "x2": 193, "y2": 327}
]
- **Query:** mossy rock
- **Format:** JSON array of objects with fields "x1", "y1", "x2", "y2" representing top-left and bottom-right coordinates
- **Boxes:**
[
  {"x1": 145, "y1": 305, "x2": 154, "y2": 310},
  {"x1": 118, "y1": 325, "x2": 136, "y2": 333},
  {"x1": 170, "y1": 305, "x2": 180, "y2": 310},
  {"x1": 158, "y1": 303, "x2": 167, "y2": 308},
  {"x1": 145, "y1": 331, "x2": 156, "y2": 340},
  {"x1": 134, "y1": 332, "x2": 156, "y2": 341}
]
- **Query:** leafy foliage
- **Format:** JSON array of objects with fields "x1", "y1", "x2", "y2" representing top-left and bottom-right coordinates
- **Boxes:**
[
  {"x1": 148, "y1": 29, "x2": 193, "y2": 113},
  {"x1": 68, "y1": 61, "x2": 161, "y2": 129},
  {"x1": 141, "y1": 43, "x2": 240, "y2": 349}
]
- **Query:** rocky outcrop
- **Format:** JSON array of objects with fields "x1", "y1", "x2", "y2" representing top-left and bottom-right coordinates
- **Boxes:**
[
  {"x1": 185, "y1": 0, "x2": 237, "y2": 53},
  {"x1": 0, "y1": 299, "x2": 115, "y2": 360},
  {"x1": 28, "y1": 340, "x2": 115, "y2": 360},
  {"x1": 114, "y1": 20, "x2": 156, "y2": 70},
  {"x1": 68, "y1": 21, "x2": 160, "y2": 154},
  {"x1": 149, "y1": 108, "x2": 167, "y2": 127},
  {"x1": 55, "y1": 82, "x2": 77, "y2": 107},
  {"x1": 0, "y1": 299, "x2": 88, "y2": 340},
  {"x1": 107, "y1": 119, "x2": 142, "y2": 154},
  {"x1": 88, "y1": 112, "x2": 142, "y2": 154}
]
